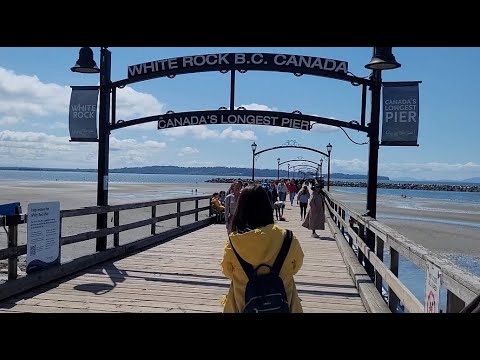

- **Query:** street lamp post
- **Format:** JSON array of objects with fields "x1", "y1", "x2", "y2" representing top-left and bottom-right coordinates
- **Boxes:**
[
  {"x1": 251, "y1": 141, "x2": 257, "y2": 181},
  {"x1": 326, "y1": 143, "x2": 332, "y2": 191},
  {"x1": 363, "y1": 47, "x2": 401, "y2": 281},
  {"x1": 71, "y1": 47, "x2": 111, "y2": 252},
  {"x1": 277, "y1": 158, "x2": 280, "y2": 180},
  {"x1": 287, "y1": 163, "x2": 290, "y2": 178}
]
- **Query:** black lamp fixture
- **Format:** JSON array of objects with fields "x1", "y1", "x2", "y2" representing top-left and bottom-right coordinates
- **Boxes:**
[
  {"x1": 251, "y1": 142, "x2": 257, "y2": 181},
  {"x1": 71, "y1": 47, "x2": 100, "y2": 73},
  {"x1": 365, "y1": 47, "x2": 401, "y2": 71},
  {"x1": 326, "y1": 143, "x2": 332, "y2": 154}
]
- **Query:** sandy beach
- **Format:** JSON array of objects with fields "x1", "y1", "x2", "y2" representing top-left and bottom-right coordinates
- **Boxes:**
[{"x1": 1, "y1": 180, "x2": 479, "y2": 278}]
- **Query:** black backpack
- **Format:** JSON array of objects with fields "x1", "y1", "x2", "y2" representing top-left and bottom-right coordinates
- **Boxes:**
[{"x1": 229, "y1": 229, "x2": 293, "y2": 313}]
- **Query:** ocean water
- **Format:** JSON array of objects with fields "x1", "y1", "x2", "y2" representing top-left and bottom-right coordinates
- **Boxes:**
[
  {"x1": 0, "y1": 169, "x2": 252, "y2": 184},
  {"x1": 1, "y1": 169, "x2": 479, "y2": 312}
]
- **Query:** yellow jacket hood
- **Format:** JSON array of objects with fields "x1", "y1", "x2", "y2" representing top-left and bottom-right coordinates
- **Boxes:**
[{"x1": 229, "y1": 224, "x2": 289, "y2": 267}]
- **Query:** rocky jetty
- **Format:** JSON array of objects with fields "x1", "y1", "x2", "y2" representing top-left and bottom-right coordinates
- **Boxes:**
[{"x1": 205, "y1": 178, "x2": 480, "y2": 192}]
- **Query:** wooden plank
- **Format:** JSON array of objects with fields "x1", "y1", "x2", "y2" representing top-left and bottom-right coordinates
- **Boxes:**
[
  {"x1": 0, "y1": 244, "x2": 26, "y2": 261},
  {"x1": 150, "y1": 206, "x2": 156, "y2": 235},
  {"x1": 389, "y1": 248, "x2": 400, "y2": 312},
  {"x1": 447, "y1": 289, "x2": 465, "y2": 313},
  {"x1": 7, "y1": 224, "x2": 18, "y2": 280},
  {"x1": 61, "y1": 207, "x2": 210, "y2": 245},
  {"x1": 60, "y1": 196, "x2": 210, "y2": 218},
  {"x1": 114, "y1": 210, "x2": 120, "y2": 246}
]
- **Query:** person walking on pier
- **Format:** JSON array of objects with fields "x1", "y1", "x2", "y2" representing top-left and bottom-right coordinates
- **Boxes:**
[
  {"x1": 225, "y1": 181, "x2": 243, "y2": 235},
  {"x1": 297, "y1": 185, "x2": 310, "y2": 220},
  {"x1": 277, "y1": 180, "x2": 287, "y2": 202},
  {"x1": 221, "y1": 184, "x2": 304, "y2": 313},
  {"x1": 302, "y1": 183, "x2": 325, "y2": 238}
]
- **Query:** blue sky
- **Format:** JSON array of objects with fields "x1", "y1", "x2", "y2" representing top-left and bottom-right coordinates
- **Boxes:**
[{"x1": 0, "y1": 47, "x2": 478, "y2": 181}]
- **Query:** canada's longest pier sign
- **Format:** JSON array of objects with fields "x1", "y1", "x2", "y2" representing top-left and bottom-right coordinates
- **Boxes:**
[
  {"x1": 157, "y1": 110, "x2": 311, "y2": 131},
  {"x1": 109, "y1": 110, "x2": 368, "y2": 132}
]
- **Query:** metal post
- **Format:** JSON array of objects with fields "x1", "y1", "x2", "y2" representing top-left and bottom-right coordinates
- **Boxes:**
[
  {"x1": 287, "y1": 164, "x2": 290, "y2": 178},
  {"x1": 230, "y1": 70, "x2": 235, "y2": 110},
  {"x1": 327, "y1": 154, "x2": 331, "y2": 191},
  {"x1": 366, "y1": 69, "x2": 381, "y2": 218},
  {"x1": 7, "y1": 224, "x2": 18, "y2": 280},
  {"x1": 365, "y1": 67, "x2": 382, "y2": 278},
  {"x1": 96, "y1": 47, "x2": 111, "y2": 252},
  {"x1": 277, "y1": 163, "x2": 280, "y2": 180},
  {"x1": 252, "y1": 150, "x2": 255, "y2": 181}
]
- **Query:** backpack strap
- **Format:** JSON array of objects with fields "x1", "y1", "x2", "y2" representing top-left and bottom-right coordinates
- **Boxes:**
[
  {"x1": 229, "y1": 237, "x2": 254, "y2": 281},
  {"x1": 271, "y1": 229, "x2": 293, "y2": 276}
]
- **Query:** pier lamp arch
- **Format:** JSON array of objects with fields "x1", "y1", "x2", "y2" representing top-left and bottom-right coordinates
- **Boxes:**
[{"x1": 251, "y1": 143, "x2": 330, "y2": 183}]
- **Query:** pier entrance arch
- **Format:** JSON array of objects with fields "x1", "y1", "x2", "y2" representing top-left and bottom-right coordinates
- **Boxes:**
[{"x1": 70, "y1": 47, "x2": 416, "y2": 279}]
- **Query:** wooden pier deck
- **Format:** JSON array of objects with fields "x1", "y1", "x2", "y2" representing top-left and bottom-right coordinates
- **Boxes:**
[{"x1": 0, "y1": 204, "x2": 366, "y2": 313}]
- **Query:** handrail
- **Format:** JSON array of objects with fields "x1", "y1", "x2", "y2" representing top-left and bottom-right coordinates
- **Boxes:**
[
  {"x1": 0, "y1": 196, "x2": 212, "y2": 277},
  {"x1": 323, "y1": 190, "x2": 480, "y2": 313}
]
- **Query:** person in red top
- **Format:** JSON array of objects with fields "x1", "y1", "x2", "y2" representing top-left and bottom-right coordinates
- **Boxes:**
[{"x1": 286, "y1": 180, "x2": 298, "y2": 206}]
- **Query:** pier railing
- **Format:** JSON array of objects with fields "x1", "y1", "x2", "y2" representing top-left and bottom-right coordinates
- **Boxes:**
[
  {"x1": 0, "y1": 195, "x2": 212, "y2": 301},
  {"x1": 323, "y1": 190, "x2": 480, "y2": 313}
]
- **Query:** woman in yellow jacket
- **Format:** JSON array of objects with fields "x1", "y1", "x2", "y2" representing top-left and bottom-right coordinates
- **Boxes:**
[{"x1": 221, "y1": 184, "x2": 304, "y2": 313}]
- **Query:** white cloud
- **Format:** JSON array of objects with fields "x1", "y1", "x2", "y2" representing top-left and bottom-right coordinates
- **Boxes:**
[
  {"x1": 239, "y1": 103, "x2": 278, "y2": 111},
  {"x1": 0, "y1": 115, "x2": 22, "y2": 125},
  {"x1": 163, "y1": 125, "x2": 256, "y2": 141},
  {"x1": 379, "y1": 161, "x2": 480, "y2": 180},
  {"x1": 0, "y1": 67, "x2": 165, "y2": 130},
  {"x1": 178, "y1": 147, "x2": 199, "y2": 156},
  {"x1": 49, "y1": 122, "x2": 68, "y2": 129},
  {"x1": 330, "y1": 159, "x2": 480, "y2": 180},
  {"x1": 0, "y1": 67, "x2": 69, "y2": 118},
  {"x1": 0, "y1": 130, "x2": 167, "y2": 168},
  {"x1": 267, "y1": 127, "x2": 291, "y2": 134},
  {"x1": 115, "y1": 86, "x2": 165, "y2": 128},
  {"x1": 331, "y1": 158, "x2": 368, "y2": 173}
]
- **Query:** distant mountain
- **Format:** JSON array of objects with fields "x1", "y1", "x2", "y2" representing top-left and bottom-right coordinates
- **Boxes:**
[
  {"x1": 0, "y1": 166, "x2": 389, "y2": 180},
  {"x1": 463, "y1": 177, "x2": 480, "y2": 183}
]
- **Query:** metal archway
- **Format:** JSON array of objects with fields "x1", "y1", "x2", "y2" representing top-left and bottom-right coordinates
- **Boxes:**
[
  {"x1": 254, "y1": 145, "x2": 329, "y2": 158},
  {"x1": 70, "y1": 47, "x2": 409, "y2": 278}
]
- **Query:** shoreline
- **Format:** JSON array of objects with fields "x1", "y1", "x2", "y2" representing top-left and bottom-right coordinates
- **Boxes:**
[{"x1": 1, "y1": 181, "x2": 479, "y2": 262}]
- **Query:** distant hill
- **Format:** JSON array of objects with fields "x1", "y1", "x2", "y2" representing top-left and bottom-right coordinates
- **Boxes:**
[
  {"x1": 463, "y1": 177, "x2": 480, "y2": 183},
  {"x1": 0, "y1": 166, "x2": 390, "y2": 180},
  {"x1": 391, "y1": 177, "x2": 419, "y2": 181}
]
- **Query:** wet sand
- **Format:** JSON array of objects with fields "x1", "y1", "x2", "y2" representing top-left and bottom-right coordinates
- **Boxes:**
[{"x1": 329, "y1": 188, "x2": 480, "y2": 257}]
